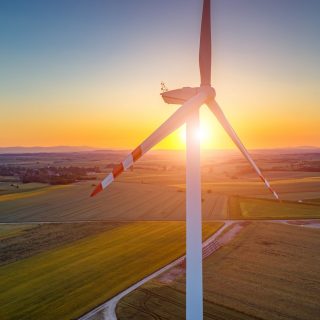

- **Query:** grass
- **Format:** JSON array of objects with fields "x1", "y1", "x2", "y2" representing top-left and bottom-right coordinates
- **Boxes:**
[
  {"x1": 117, "y1": 222, "x2": 320, "y2": 320},
  {"x1": 304, "y1": 198, "x2": 320, "y2": 204},
  {"x1": 0, "y1": 221, "x2": 223, "y2": 320},
  {"x1": 228, "y1": 196, "x2": 320, "y2": 219},
  {"x1": 0, "y1": 224, "x2": 36, "y2": 240}
]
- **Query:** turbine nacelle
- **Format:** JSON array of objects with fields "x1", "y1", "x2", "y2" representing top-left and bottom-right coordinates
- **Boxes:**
[{"x1": 161, "y1": 86, "x2": 216, "y2": 105}]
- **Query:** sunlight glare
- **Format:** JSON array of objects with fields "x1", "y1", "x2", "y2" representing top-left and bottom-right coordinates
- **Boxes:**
[{"x1": 179, "y1": 115, "x2": 214, "y2": 148}]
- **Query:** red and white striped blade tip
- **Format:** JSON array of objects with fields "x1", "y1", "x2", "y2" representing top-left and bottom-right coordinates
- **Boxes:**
[{"x1": 90, "y1": 183, "x2": 103, "y2": 197}]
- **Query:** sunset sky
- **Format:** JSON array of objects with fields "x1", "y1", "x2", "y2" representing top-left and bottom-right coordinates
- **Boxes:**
[{"x1": 1, "y1": 0, "x2": 319, "y2": 150}]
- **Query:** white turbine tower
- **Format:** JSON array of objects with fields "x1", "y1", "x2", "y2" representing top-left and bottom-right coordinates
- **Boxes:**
[{"x1": 91, "y1": 0, "x2": 279, "y2": 319}]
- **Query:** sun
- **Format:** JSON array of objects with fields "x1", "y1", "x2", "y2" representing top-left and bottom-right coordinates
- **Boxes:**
[
  {"x1": 156, "y1": 108, "x2": 219, "y2": 150},
  {"x1": 197, "y1": 126, "x2": 210, "y2": 142},
  {"x1": 178, "y1": 109, "x2": 215, "y2": 148}
]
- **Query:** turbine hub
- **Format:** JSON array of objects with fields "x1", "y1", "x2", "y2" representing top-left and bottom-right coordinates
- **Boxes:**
[{"x1": 200, "y1": 85, "x2": 216, "y2": 102}]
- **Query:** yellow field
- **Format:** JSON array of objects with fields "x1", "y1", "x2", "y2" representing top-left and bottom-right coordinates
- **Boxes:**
[
  {"x1": 0, "y1": 221, "x2": 223, "y2": 320},
  {"x1": 0, "y1": 185, "x2": 69, "y2": 202}
]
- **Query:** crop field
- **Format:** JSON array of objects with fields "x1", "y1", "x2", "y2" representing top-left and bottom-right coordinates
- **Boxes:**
[
  {"x1": 174, "y1": 175, "x2": 320, "y2": 197},
  {"x1": 0, "y1": 182, "x2": 49, "y2": 196},
  {"x1": 0, "y1": 181, "x2": 228, "y2": 222},
  {"x1": 304, "y1": 198, "x2": 320, "y2": 204},
  {"x1": 0, "y1": 222, "x2": 122, "y2": 265},
  {"x1": 117, "y1": 222, "x2": 320, "y2": 320},
  {"x1": 1, "y1": 174, "x2": 319, "y2": 222},
  {"x1": 0, "y1": 224, "x2": 36, "y2": 240},
  {"x1": 0, "y1": 221, "x2": 223, "y2": 320},
  {"x1": 228, "y1": 196, "x2": 320, "y2": 219},
  {"x1": 0, "y1": 184, "x2": 69, "y2": 206},
  {"x1": 0, "y1": 150, "x2": 319, "y2": 319},
  {"x1": 1, "y1": 150, "x2": 319, "y2": 222}
]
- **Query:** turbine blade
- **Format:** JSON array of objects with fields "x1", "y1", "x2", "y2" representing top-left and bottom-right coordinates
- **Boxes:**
[
  {"x1": 91, "y1": 92, "x2": 208, "y2": 197},
  {"x1": 199, "y1": 0, "x2": 211, "y2": 86},
  {"x1": 207, "y1": 100, "x2": 280, "y2": 200}
]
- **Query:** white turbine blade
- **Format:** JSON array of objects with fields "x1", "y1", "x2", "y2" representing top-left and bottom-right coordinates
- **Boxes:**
[
  {"x1": 207, "y1": 100, "x2": 280, "y2": 200},
  {"x1": 91, "y1": 91, "x2": 208, "y2": 197},
  {"x1": 199, "y1": 0, "x2": 211, "y2": 86}
]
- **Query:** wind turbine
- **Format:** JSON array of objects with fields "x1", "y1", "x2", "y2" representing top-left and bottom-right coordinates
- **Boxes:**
[{"x1": 90, "y1": 0, "x2": 279, "y2": 319}]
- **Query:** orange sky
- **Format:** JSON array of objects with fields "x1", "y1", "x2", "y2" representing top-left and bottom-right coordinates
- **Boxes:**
[
  {"x1": 1, "y1": 71, "x2": 319, "y2": 150},
  {"x1": 2, "y1": 96, "x2": 319, "y2": 150}
]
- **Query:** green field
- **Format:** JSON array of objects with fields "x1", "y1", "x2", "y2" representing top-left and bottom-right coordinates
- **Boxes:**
[
  {"x1": 0, "y1": 221, "x2": 223, "y2": 320},
  {"x1": 228, "y1": 196, "x2": 320, "y2": 219},
  {"x1": 0, "y1": 224, "x2": 36, "y2": 240},
  {"x1": 173, "y1": 175, "x2": 320, "y2": 198},
  {"x1": 0, "y1": 182, "x2": 50, "y2": 196},
  {"x1": 304, "y1": 198, "x2": 320, "y2": 204}
]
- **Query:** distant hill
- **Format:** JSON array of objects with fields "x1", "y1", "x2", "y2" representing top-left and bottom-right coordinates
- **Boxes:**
[
  {"x1": 0, "y1": 146, "x2": 97, "y2": 154},
  {"x1": 0, "y1": 146, "x2": 319, "y2": 154},
  {"x1": 252, "y1": 146, "x2": 320, "y2": 154}
]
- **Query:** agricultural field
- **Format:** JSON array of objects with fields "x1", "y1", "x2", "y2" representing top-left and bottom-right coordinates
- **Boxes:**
[
  {"x1": 0, "y1": 184, "x2": 68, "y2": 203},
  {"x1": 1, "y1": 150, "x2": 320, "y2": 220},
  {"x1": 0, "y1": 181, "x2": 228, "y2": 222},
  {"x1": 117, "y1": 222, "x2": 320, "y2": 320},
  {"x1": 0, "y1": 150, "x2": 320, "y2": 319},
  {"x1": 228, "y1": 196, "x2": 320, "y2": 219},
  {"x1": 0, "y1": 221, "x2": 223, "y2": 320},
  {"x1": 175, "y1": 176, "x2": 320, "y2": 199},
  {"x1": 3, "y1": 178, "x2": 318, "y2": 223},
  {"x1": 304, "y1": 198, "x2": 320, "y2": 204},
  {"x1": 0, "y1": 224, "x2": 36, "y2": 240},
  {"x1": 0, "y1": 182, "x2": 49, "y2": 196},
  {"x1": 0, "y1": 222, "x2": 122, "y2": 265}
]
